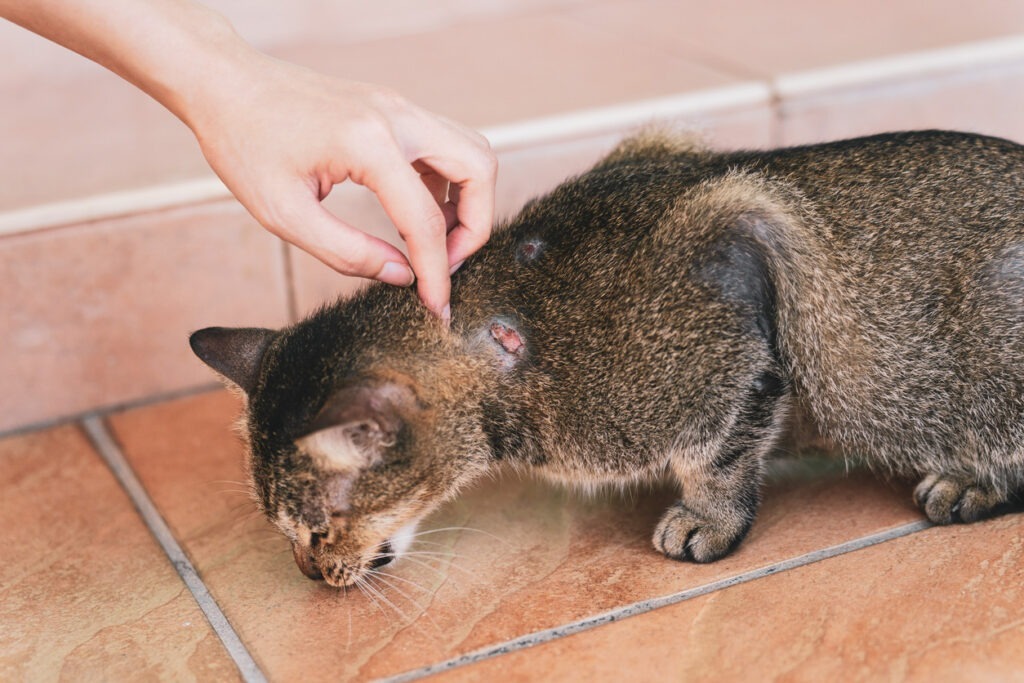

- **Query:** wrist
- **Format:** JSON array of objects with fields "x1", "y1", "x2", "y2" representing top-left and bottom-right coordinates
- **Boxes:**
[{"x1": 142, "y1": 6, "x2": 261, "y2": 132}]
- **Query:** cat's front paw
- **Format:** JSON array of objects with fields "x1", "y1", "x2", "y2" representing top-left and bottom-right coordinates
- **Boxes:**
[
  {"x1": 653, "y1": 502, "x2": 750, "y2": 563},
  {"x1": 913, "y1": 473, "x2": 1005, "y2": 524}
]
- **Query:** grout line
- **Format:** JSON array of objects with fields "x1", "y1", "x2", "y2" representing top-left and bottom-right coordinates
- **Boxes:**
[
  {"x1": 0, "y1": 177, "x2": 231, "y2": 238},
  {"x1": 81, "y1": 416, "x2": 268, "y2": 683},
  {"x1": 482, "y1": 83, "x2": 772, "y2": 150},
  {"x1": 3, "y1": 36, "x2": 1024, "y2": 240},
  {"x1": 381, "y1": 519, "x2": 932, "y2": 682},
  {"x1": 0, "y1": 382, "x2": 223, "y2": 441},
  {"x1": 280, "y1": 241, "x2": 299, "y2": 323},
  {"x1": 774, "y1": 35, "x2": 1024, "y2": 97},
  {"x1": 0, "y1": 84, "x2": 769, "y2": 239}
]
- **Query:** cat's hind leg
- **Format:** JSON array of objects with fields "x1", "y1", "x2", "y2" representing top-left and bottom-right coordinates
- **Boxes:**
[{"x1": 654, "y1": 372, "x2": 789, "y2": 563}]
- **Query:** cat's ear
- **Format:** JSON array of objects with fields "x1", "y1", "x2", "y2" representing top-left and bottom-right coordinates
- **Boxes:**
[
  {"x1": 296, "y1": 383, "x2": 418, "y2": 471},
  {"x1": 189, "y1": 327, "x2": 277, "y2": 394}
]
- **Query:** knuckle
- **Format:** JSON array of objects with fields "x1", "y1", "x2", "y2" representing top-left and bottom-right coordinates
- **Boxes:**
[
  {"x1": 259, "y1": 197, "x2": 300, "y2": 235},
  {"x1": 475, "y1": 148, "x2": 499, "y2": 179},
  {"x1": 420, "y1": 208, "x2": 448, "y2": 238},
  {"x1": 368, "y1": 86, "x2": 411, "y2": 115},
  {"x1": 484, "y1": 151, "x2": 499, "y2": 176},
  {"x1": 348, "y1": 110, "x2": 393, "y2": 144},
  {"x1": 320, "y1": 246, "x2": 363, "y2": 276}
]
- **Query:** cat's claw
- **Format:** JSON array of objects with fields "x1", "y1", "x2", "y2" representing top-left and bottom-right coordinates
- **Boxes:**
[
  {"x1": 653, "y1": 502, "x2": 750, "y2": 563},
  {"x1": 913, "y1": 473, "x2": 1005, "y2": 524}
]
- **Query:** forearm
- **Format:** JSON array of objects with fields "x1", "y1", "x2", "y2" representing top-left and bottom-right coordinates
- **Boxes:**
[{"x1": 0, "y1": 0, "x2": 252, "y2": 129}]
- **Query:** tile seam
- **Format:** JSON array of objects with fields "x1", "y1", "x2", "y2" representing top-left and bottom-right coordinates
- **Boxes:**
[
  {"x1": 0, "y1": 177, "x2": 231, "y2": 238},
  {"x1": 7, "y1": 38, "x2": 1020, "y2": 238},
  {"x1": 774, "y1": 35, "x2": 1024, "y2": 97},
  {"x1": 280, "y1": 242, "x2": 299, "y2": 323},
  {"x1": 81, "y1": 416, "x2": 268, "y2": 683},
  {"x1": 379, "y1": 519, "x2": 932, "y2": 682},
  {"x1": 0, "y1": 382, "x2": 222, "y2": 441},
  {"x1": 0, "y1": 84, "x2": 768, "y2": 238},
  {"x1": 4, "y1": 36, "x2": 1024, "y2": 238}
]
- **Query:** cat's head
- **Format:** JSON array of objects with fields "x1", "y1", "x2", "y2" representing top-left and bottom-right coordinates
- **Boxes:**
[{"x1": 189, "y1": 286, "x2": 500, "y2": 587}]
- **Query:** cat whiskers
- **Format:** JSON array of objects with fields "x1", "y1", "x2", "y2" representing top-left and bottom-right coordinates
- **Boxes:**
[
  {"x1": 406, "y1": 525, "x2": 509, "y2": 546},
  {"x1": 353, "y1": 572, "x2": 422, "y2": 630},
  {"x1": 370, "y1": 568, "x2": 436, "y2": 596},
  {"x1": 366, "y1": 574, "x2": 429, "y2": 613},
  {"x1": 210, "y1": 479, "x2": 258, "y2": 498},
  {"x1": 352, "y1": 574, "x2": 392, "y2": 622},
  {"x1": 221, "y1": 507, "x2": 280, "y2": 543},
  {"x1": 343, "y1": 582, "x2": 353, "y2": 652},
  {"x1": 391, "y1": 551, "x2": 483, "y2": 587},
  {"x1": 363, "y1": 571, "x2": 442, "y2": 633}
]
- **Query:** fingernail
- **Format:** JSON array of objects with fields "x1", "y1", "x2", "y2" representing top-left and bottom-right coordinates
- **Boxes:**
[
  {"x1": 378, "y1": 262, "x2": 415, "y2": 287},
  {"x1": 441, "y1": 304, "x2": 451, "y2": 327},
  {"x1": 449, "y1": 259, "x2": 465, "y2": 275}
]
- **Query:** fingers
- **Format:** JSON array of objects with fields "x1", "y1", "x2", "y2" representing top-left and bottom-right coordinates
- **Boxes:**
[
  {"x1": 271, "y1": 189, "x2": 414, "y2": 286},
  {"x1": 362, "y1": 150, "x2": 452, "y2": 320},
  {"x1": 409, "y1": 122, "x2": 497, "y2": 268},
  {"x1": 413, "y1": 161, "x2": 449, "y2": 207}
]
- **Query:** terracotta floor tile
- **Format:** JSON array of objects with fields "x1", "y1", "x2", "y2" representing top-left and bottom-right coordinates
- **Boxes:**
[
  {"x1": 272, "y1": 13, "x2": 745, "y2": 132},
  {"x1": 567, "y1": 0, "x2": 1024, "y2": 80},
  {"x1": 108, "y1": 391, "x2": 923, "y2": 681},
  {"x1": 202, "y1": 0, "x2": 595, "y2": 48},
  {"x1": 0, "y1": 30, "x2": 208, "y2": 212},
  {"x1": 0, "y1": 201, "x2": 289, "y2": 433},
  {"x1": 568, "y1": 0, "x2": 1024, "y2": 146},
  {"x1": 441, "y1": 514, "x2": 1024, "y2": 682},
  {"x1": 0, "y1": 425, "x2": 238, "y2": 681}
]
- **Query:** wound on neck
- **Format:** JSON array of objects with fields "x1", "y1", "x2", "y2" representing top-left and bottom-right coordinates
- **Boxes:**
[
  {"x1": 490, "y1": 322, "x2": 524, "y2": 356},
  {"x1": 472, "y1": 316, "x2": 527, "y2": 371}
]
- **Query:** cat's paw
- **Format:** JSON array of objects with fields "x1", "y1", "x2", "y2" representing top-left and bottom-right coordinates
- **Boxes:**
[
  {"x1": 653, "y1": 502, "x2": 750, "y2": 563},
  {"x1": 913, "y1": 473, "x2": 1005, "y2": 524}
]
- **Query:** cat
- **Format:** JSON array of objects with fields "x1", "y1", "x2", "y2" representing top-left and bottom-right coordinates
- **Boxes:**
[{"x1": 191, "y1": 129, "x2": 1024, "y2": 588}]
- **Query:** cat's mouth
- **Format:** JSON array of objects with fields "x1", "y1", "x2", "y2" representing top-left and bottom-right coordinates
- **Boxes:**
[{"x1": 290, "y1": 540, "x2": 395, "y2": 586}]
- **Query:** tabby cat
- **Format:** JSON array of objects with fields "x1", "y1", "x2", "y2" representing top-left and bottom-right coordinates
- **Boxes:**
[{"x1": 192, "y1": 130, "x2": 1024, "y2": 587}]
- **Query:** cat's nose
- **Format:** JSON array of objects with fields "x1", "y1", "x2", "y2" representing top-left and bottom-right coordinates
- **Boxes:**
[{"x1": 291, "y1": 542, "x2": 324, "y2": 580}]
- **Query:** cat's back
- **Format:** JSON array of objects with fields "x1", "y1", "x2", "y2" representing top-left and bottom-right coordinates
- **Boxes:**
[
  {"x1": 725, "y1": 131, "x2": 1024, "y2": 462},
  {"x1": 474, "y1": 130, "x2": 1024, "y2": 467}
]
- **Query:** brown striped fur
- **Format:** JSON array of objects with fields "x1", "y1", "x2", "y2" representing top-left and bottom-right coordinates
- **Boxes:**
[{"x1": 191, "y1": 129, "x2": 1024, "y2": 587}]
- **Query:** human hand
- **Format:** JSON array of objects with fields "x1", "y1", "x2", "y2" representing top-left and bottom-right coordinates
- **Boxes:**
[
  {"x1": 1, "y1": 0, "x2": 497, "y2": 320},
  {"x1": 185, "y1": 51, "x2": 497, "y2": 321}
]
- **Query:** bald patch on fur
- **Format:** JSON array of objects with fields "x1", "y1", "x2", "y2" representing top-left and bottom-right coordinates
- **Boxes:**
[
  {"x1": 467, "y1": 315, "x2": 528, "y2": 371},
  {"x1": 517, "y1": 236, "x2": 546, "y2": 264}
]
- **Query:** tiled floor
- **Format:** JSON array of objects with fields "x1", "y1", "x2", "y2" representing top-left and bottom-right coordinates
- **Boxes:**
[
  {"x1": 6, "y1": 390, "x2": 1023, "y2": 681},
  {"x1": 0, "y1": 426, "x2": 238, "y2": 681},
  {"x1": 6, "y1": 1, "x2": 1024, "y2": 680},
  {"x1": 440, "y1": 517, "x2": 1024, "y2": 682},
  {"x1": 108, "y1": 392, "x2": 926, "y2": 680}
]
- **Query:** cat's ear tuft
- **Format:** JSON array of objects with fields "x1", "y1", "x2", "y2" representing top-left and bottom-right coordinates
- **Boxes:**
[
  {"x1": 297, "y1": 383, "x2": 419, "y2": 471},
  {"x1": 189, "y1": 327, "x2": 277, "y2": 394}
]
